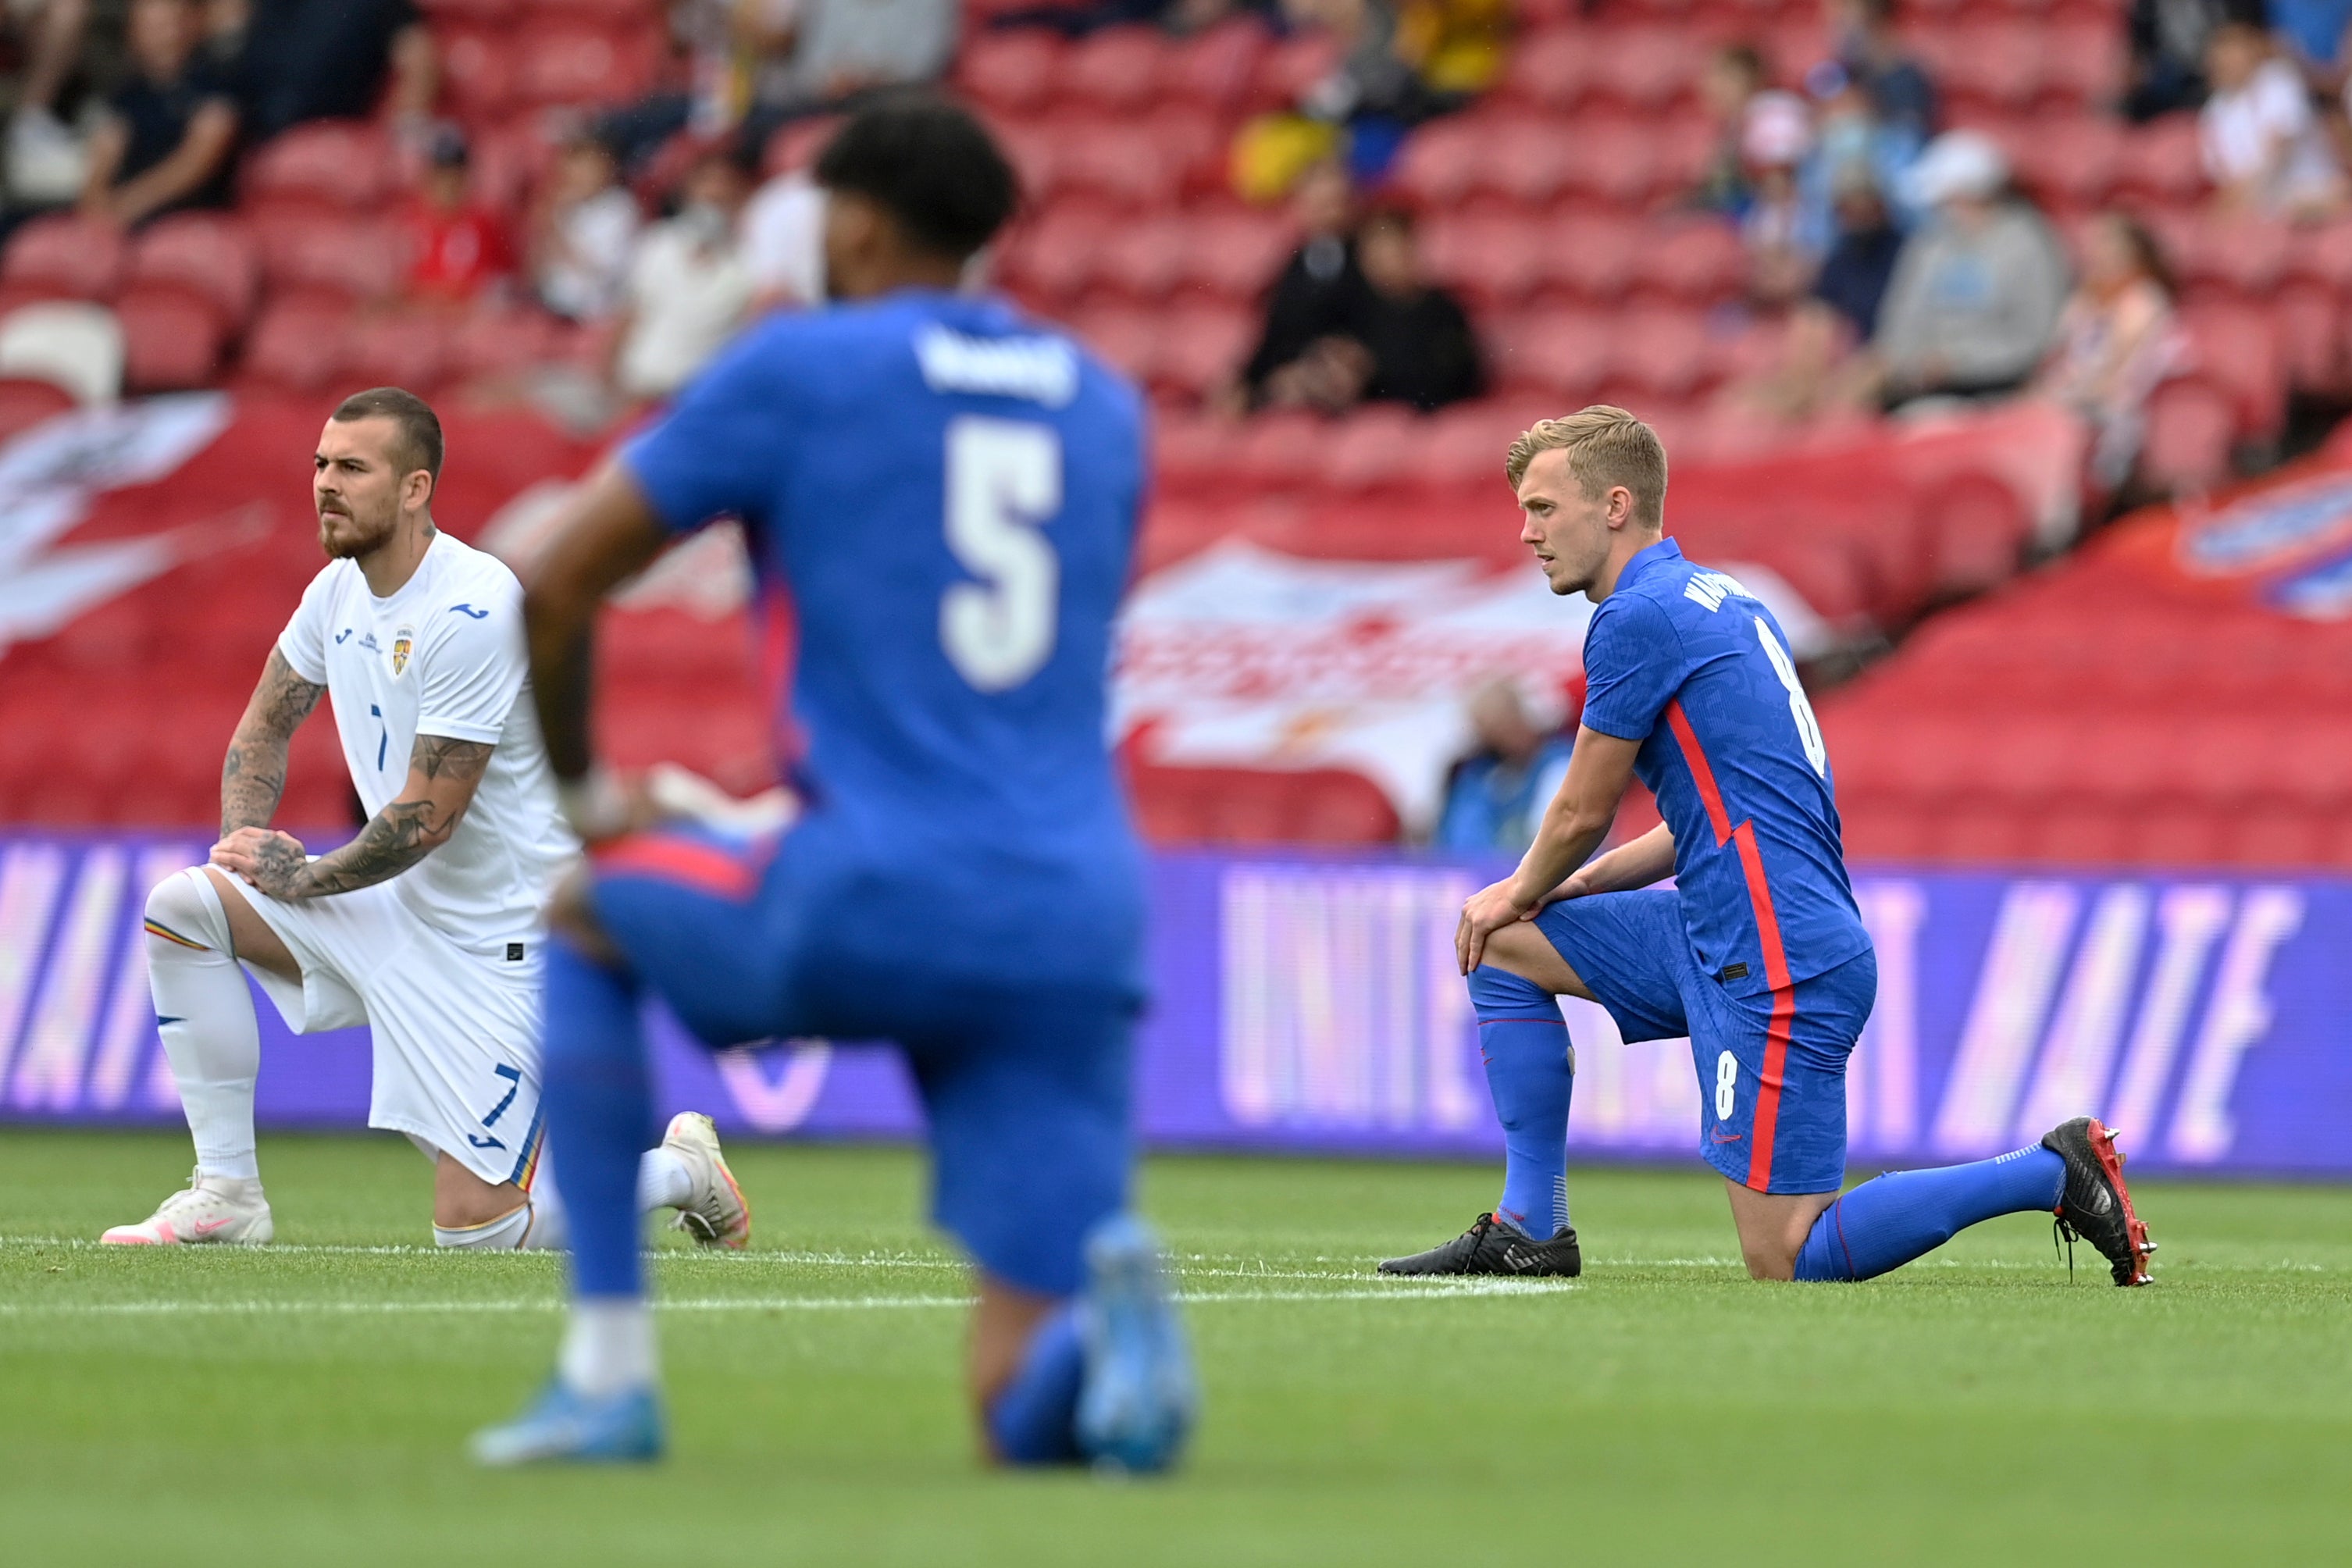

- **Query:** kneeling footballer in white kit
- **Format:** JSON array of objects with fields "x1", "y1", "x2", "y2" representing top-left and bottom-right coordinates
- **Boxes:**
[{"x1": 104, "y1": 387, "x2": 748, "y2": 1253}]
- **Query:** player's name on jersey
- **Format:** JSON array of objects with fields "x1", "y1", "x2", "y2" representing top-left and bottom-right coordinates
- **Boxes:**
[{"x1": 914, "y1": 325, "x2": 1078, "y2": 408}]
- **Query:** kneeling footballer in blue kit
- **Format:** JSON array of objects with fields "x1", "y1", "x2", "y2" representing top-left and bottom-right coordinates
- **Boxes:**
[
  {"x1": 1381, "y1": 406, "x2": 2156, "y2": 1289},
  {"x1": 471, "y1": 96, "x2": 1195, "y2": 1470}
]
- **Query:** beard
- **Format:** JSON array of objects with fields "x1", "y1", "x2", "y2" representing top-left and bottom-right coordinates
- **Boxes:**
[{"x1": 317, "y1": 503, "x2": 397, "y2": 560}]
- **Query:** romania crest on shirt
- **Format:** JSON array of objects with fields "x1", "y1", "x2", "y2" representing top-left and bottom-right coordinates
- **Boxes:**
[{"x1": 391, "y1": 624, "x2": 414, "y2": 676}]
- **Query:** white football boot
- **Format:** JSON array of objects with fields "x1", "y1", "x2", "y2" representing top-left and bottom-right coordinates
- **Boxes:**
[
  {"x1": 661, "y1": 1112, "x2": 750, "y2": 1249},
  {"x1": 100, "y1": 1169, "x2": 273, "y2": 1246}
]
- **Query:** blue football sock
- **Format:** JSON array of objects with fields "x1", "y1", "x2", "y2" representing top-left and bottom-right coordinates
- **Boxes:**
[
  {"x1": 985, "y1": 1303, "x2": 1085, "y2": 1466},
  {"x1": 1468, "y1": 965, "x2": 1573, "y2": 1239},
  {"x1": 543, "y1": 935, "x2": 657, "y2": 1302},
  {"x1": 1794, "y1": 1146, "x2": 2066, "y2": 1282}
]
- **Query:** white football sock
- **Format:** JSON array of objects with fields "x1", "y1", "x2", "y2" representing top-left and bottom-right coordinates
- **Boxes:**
[
  {"x1": 434, "y1": 1204, "x2": 534, "y2": 1250},
  {"x1": 560, "y1": 1299, "x2": 657, "y2": 1397},
  {"x1": 637, "y1": 1147, "x2": 693, "y2": 1211},
  {"x1": 144, "y1": 870, "x2": 262, "y2": 1183}
]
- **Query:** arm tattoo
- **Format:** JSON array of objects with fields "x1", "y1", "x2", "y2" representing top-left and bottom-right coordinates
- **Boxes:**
[
  {"x1": 259, "y1": 736, "x2": 494, "y2": 900},
  {"x1": 221, "y1": 650, "x2": 326, "y2": 837}
]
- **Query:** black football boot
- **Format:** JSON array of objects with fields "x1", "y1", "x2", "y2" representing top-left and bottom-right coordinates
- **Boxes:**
[
  {"x1": 2041, "y1": 1117, "x2": 2157, "y2": 1287},
  {"x1": 1377, "y1": 1213, "x2": 1582, "y2": 1278}
]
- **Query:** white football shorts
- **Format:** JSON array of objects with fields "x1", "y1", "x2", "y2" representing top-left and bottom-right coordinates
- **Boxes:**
[{"x1": 216, "y1": 872, "x2": 547, "y2": 1188}]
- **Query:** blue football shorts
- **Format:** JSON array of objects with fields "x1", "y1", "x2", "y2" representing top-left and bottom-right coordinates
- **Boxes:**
[
  {"x1": 1531, "y1": 889, "x2": 1876, "y2": 1195},
  {"x1": 586, "y1": 824, "x2": 1136, "y2": 1298}
]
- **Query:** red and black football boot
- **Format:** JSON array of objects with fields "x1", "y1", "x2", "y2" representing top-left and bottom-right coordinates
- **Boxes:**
[{"x1": 2041, "y1": 1117, "x2": 2157, "y2": 1287}]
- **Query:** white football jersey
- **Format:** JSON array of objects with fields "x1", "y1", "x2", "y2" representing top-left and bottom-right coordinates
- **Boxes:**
[{"x1": 276, "y1": 530, "x2": 579, "y2": 949}]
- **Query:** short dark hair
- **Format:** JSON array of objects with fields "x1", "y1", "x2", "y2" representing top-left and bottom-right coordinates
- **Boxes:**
[
  {"x1": 331, "y1": 387, "x2": 444, "y2": 481},
  {"x1": 814, "y1": 92, "x2": 1019, "y2": 262}
]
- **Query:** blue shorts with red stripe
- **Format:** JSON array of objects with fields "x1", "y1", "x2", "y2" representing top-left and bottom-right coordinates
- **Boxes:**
[
  {"x1": 1531, "y1": 889, "x2": 1876, "y2": 1195},
  {"x1": 586, "y1": 824, "x2": 1137, "y2": 1299}
]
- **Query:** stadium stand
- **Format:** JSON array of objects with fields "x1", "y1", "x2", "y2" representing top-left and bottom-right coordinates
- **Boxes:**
[{"x1": 0, "y1": 0, "x2": 2345, "y2": 864}]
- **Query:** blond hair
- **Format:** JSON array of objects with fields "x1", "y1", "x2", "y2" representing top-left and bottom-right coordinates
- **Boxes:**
[{"x1": 1504, "y1": 405, "x2": 1668, "y2": 528}]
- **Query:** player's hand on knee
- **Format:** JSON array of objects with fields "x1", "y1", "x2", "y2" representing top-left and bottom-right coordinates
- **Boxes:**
[
  {"x1": 211, "y1": 828, "x2": 308, "y2": 895},
  {"x1": 1457, "y1": 880, "x2": 1538, "y2": 974}
]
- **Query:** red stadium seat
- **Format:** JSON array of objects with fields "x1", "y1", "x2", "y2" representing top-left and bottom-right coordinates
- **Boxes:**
[
  {"x1": 2138, "y1": 375, "x2": 2236, "y2": 492},
  {"x1": 957, "y1": 30, "x2": 1064, "y2": 115},
  {"x1": 436, "y1": 26, "x2": 517, "y2": 121},
  {"x1": 2042, "y1": 18, "x2": 2128, "y2": 106},
  {"x1": 1936, "y1": 21, "x2": 2046, "y2": 113},
  {"x1": 2112, "y1": 115, "x2": 2206, "y2": 205},
  {"x1": 2010, "y1": 115, "x2": 2122, "y2": 208},
  {"x1": 1420, "y1": 213, "x2": 1545, "y2": 309},
  {"x1": 1064, "y1": 27, "x2": 1169, "y2": 112},
  {"x1": 1555, "y1": 115, "x2": 1660, "y2": 208},
  {"x1": 999, "y1": 203, "x2": 1113, "y2": 303},
  {"x1": 445, "y1": 305, "x2": 561, "y2": 380},
  {"x1": 1498, "y1": 26, "x2": 1598, "y2": 112},
  {"x1": 521, "y1": 0, "x2": 664, "y2": 19},
  {"x1": 1637, "y1": 220, "x2": 1743, "y2": 303},
  {"x1": 1921, "y1": 469, "x2": 2029, "y2": 600},
  {"x1": 2175, "y1": 216, "x2": 2291, "y2": 303},
  {"x1": 992, "y1": 121, "x2": 1064, "y2": 207},
  {"x1": 342, "y1": 310, "x2": 451, "y2": 392},
  {"x1": 1321, "y1": 404, "x2": 1421, "y2": 492},
  {"x1": 1538, "y1": 211, "x2": 1639, "y2": 302},
  {"x1": 237, "y1": 297, "x2": 353, "y2": 393},
  {"x1": 1163, "y1": 20, "x2": 1269, "y2": 110},
  {"x1": 1071, "y1": 305, "x2": 1160, "y2": 384},
  {"x1": 2275, "y1": 279, "x2": 2342, "y2": 393},
  {"x1": 1130, "y1": 764, "x2": 1400, "y2": 844},
  {"x1": 1179, "y1": 208, "x2": 1294, "y2": 302},
  {"x1": 126, "y1": 212, "x2": 258, "y2": 327},
  {"x1": 1153, "y1": 303, "x2": 1256, "y2": 398},
  {"x1": 0, "y1": 375, "x2": 75, "y2": 440},
  {"x1": 1605, "y1": 305, "x2": 1712, "y2": 397},
  {"x1": 1585, "y1": 26, "x2": 1697, "y2": 111},
  {"x1": 241, "y1": 121, "x2": 394, "y2": 210},
  {"x1": 2, "y1": 213, "x2": 125, "y2": 300},
  {"x1": 511, "y1": 23, "x2": 658, "y2": 108},
  {"x1": 1469, "y1": 115, "x2": 1577, "y2": 208},
  {"x1": 115, "y1": 285, "x2": 228, "y2": 392},
  {"x1": 1249, "y1": 32, "x2": 1342, "y2": 112},
  {"x1": 1491, "y1": 308, "x2": 1613, "y2": 397},
  {"x1": 1223, "y1": 409, "x2": 1326, "y2": 490},
  {"x1": 1390, "y1": 116, "x2": 1487, "y2": 208},
  {"x1": 1096, "y1": 213, "x2": 1192, "y2": 302},
  {"x1": 2177, "y1": 302, "x2": 2285, "y2": 439},
  {"x1": 252, "y1": 210, "x2": 403, "y2": 304}
]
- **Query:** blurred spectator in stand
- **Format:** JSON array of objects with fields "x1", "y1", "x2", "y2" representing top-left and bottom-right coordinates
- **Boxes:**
[
  {"x1": 529, "y1": 130, "x2": 641, "y2": 323},
  {"x1": 1862, "y1": 130, "x2": 2068, "y2": 411},
  {"x1": 6, "y1": 0, "x2": 91, "y2": 203},
  {"x1": 1431, "y1": 679, "x2": 1573, "y2": 854},
  {"x1": 743, "y1": 136, "x2": 832, "y2": 310},
  {"x1": 612, "y1": 140, "x2": 757, "y2": 401},
  {"x1": 1232, "y1": 0, "x2": 1468, "y2": 188},
  {"x1": 1740, "y1": 91, "x2": 1821, "y2": 308},
  {"x1": 1691, "y1": 42, "x2": 1767, "y2": 215},
  {"x1": 1392, "y1": 0, "x2": 1510, "y2": 105},
  {"x1": 1348, "y1": 201, "x2": 1481, "y2": 409},
  {"x1": 1800, "y1": 61, "x2": 1926, "y2": 232},
  {"x1": 598, "y1": 2, "x2": 800, "y2": 176},
  {"x1": 768, "y1": 0, "x2": 959, "y2": 118},
  {"x1": 1810, "y1": 170, "x2": 1904, "y2": 340},
  {"x1": 2201, "y1": 20, "x2": 2347, "y2": 216},
  {"x1": 400, "y1": 125, "x2": 511, "y2": 307},
  {"x1": 1227, "y1": 158, "x2": 1367, "y2": 411},
  {"x1": 1719, "y1": 174, "x2": 1900, "y2": 429},
  {"x1": 77, "y1": 0, "x2": 239, "y2": 230},
  {"x1": 2275, "y1": 0, "x2": 2352, "y2": 89},
  {"x1": 1823, "y1": 0, "x2": 1935, "y2": 150},
  {"x1": 216, "y1": 0, "x2": 435, "y2": 144},
  {"x1": 2124, "y1": 0, "x2": 2251, "y2": 119},
  {"x1": 2033, "y1": 212, "x2": 2183, "y2": 491}
]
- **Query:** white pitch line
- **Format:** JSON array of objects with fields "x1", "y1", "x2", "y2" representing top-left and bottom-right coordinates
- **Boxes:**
[{"x1": 0, "y1": 1279, "x2": 1580, "y2": 1318}]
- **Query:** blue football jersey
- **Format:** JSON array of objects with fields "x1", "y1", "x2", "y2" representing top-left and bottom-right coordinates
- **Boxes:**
[
  {"x1": 619, "y1": 288, "x2": 1148, "y2": 992},
  {"x1": 1577, "y1": 538, "x2": 1869, "y2": 998}
]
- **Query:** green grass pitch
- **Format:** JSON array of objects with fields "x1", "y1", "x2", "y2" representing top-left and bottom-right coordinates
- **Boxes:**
[{"x1": 2, "y1": 1129, "x2": 2347, "y2": 1566}]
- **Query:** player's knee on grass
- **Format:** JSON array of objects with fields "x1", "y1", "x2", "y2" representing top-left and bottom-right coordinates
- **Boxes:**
[
  {"x1": 433, "y1": 1154, "x2": 529, "y2": 1233},
  {"x1": 1723, "y1": 1180, "x2": 1834, "y2": 1281}
]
